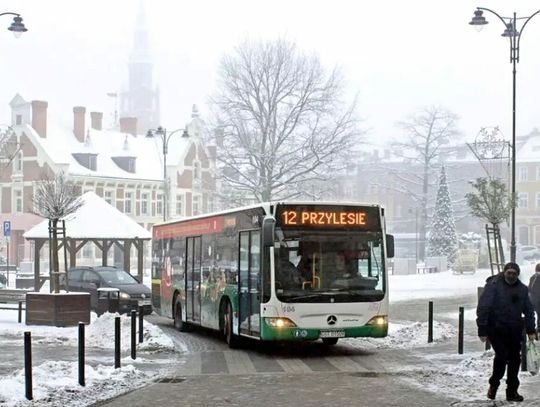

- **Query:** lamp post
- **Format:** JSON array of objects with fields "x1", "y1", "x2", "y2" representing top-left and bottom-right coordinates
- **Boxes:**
[
  {"x1": 0, "y1": 12, "x2": 28, "y2": 37},
  {"x1": 469, "y1": 7, "x2": 540, "y2": 262},
  {"x1": 146, "y1": 126, "x2": 189, "y2": 221}
]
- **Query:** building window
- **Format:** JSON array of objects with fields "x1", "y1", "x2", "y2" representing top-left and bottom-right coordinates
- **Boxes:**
[
  {"x1": 193, "y1": 161, "x2": 201, "y2": 185},
  {"x1": 193, "y1": 195, "x2": 200, "y2": 216},
  {"x1": 14, "y1": 190, "x2": 23, "y2": 213},
  {"x1": 82, "y1": 243, "x2": 93, "y2": 258},
  {"x1": 15, "y1": 152, "x2": 23, "y2": 173},
  {"x1": 141, "y1": 193, "x2": 149, "y2": 215},
  {"x1": 537, "y1": 166, "x2": 540, "y2": 181},
  {"x1": 518, "y1": 166, "x2": 528, "y2": 182},
  {"x1": 156, "y1": 193, "x2": 163, "y2": 215},
  {"x1": 537, "y1": 193, "x2": 540, "y2": 208},
  {"x1": 104, "y1": 190, "x2": 114, "y2": 206},
  {"x1": 16, "y1": 114, "x2": 22, "y2": 125},
  {"x1": 518, "y1": 192, "x2": 528, "y2": 209},
  {"x1": 176, "y1": 194, "x2": 184, "y2": 216},
  {"x1": 125, "y1": 192, "x2": 133, "y2": 214},
  {"x1": 535, "y1": 225, "x2": 540, "y2": 246}
]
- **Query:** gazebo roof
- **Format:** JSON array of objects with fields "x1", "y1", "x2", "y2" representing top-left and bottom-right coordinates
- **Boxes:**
[{"x1": 23, "y1": 191, "x2": 151, "y2": 240}]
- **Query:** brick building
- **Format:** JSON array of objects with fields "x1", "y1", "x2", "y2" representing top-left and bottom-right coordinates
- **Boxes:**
[{"x1": 0, "y1": 95, "x2": 216, "y2": 267}]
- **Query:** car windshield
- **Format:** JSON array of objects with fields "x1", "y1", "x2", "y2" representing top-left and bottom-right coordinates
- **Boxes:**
[
  {"x1": 274, "y1": 230, "x2": 386, "y2": 303},
  {"x1": 99, "y1": 270, "x2": 139, "y2": 285}
]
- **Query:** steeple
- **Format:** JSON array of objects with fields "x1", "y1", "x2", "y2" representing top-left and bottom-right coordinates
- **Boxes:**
[{"x1": 119, "y1": 0, "x2": 160, "y2": 135}]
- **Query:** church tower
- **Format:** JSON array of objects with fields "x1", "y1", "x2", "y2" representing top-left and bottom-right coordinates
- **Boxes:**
[{"x1": 120, "y1": 1, "x2": 160, "y2": 134}]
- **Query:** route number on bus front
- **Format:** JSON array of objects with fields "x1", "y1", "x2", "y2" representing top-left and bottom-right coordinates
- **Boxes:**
[{"x1": 281, "y1": 210, "x2": 366, "y2": 226}]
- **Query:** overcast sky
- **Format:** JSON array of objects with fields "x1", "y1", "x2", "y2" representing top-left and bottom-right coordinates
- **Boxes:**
[{"x1": 1, "y1": 0, "x2": 540, "y2": 148}]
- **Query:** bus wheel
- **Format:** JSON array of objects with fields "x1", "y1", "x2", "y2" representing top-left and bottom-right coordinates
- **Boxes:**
[
  {"x1": 173, "y1": 299, "x2": 187, "y2": 332},
  {"x1": 322, "y1": 338, "x2": 338, "y2": 346},
  {"x1": 223, "y1": 301, "x2": 239, "y2": 348}
]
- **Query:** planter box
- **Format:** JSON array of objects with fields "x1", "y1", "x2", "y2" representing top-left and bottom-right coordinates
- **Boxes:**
[{"x1": 26, "y1": 292, "x2": 90, "y2": 327}]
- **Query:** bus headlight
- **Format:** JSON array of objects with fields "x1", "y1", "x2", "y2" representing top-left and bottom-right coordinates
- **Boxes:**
[
  {"x1": 119, "y1": 292, "x2": 131, "y2": 301},
  {"x1": 265, "y1": 317, "x2": 297, "y2": 328},
  {"x1": 367, "y1": 315, "x2": 387, "y2": 326}
]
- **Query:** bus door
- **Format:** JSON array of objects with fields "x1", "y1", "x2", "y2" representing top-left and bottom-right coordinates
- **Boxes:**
[
  {"x1": 239, "y1": 230, "x2": 261, "y2": 336},
  {"x1": 186, "y1": 236, "x2": 202, "y2": 323}
]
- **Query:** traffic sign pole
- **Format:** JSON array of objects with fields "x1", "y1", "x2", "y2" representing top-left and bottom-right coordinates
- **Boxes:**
[
  {"x1": 3, "y1": 221, "x2": 11, "y2": 287},
  {"x1": 6, "y1": 240, "x2": 9, "y2": 287}
]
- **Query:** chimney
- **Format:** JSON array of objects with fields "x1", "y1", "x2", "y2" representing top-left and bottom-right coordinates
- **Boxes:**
[
  {"x1": 90, "y1": 111, "x2": 103, "y2": 130},
  {"x1": 120, "y1": 117, "x2": 138, "y2": 136},
  {"x1": 31, "y1": 100, "x2": 48, "y2": 138},
  {"x1": 73, "y1": 106, "x2": 86, "y2": 143}
]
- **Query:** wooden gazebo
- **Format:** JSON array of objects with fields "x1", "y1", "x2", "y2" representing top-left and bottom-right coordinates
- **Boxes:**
[{"x1": 23, "y1": 191, "x2": 152, "y2": 290}]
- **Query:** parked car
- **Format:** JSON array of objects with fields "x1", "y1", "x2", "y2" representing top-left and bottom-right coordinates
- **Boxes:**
[
  {"x1": 63, "y1": 266, "x2": 152, "y2": 315},
  {"x1": 517, "y1": 245, "x2": 540, "y2": 261}
]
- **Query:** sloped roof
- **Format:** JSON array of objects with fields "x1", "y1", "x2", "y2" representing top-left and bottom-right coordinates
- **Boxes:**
[
  {"x1": 517, "y1": 132, "x2": 540, "y2": 162},
  {"x1": 18, "y1": 116, "x2": 194, "y2": 181},
  {"x1": 23, "y1": 191, "x2": 151, "y2": 240}
]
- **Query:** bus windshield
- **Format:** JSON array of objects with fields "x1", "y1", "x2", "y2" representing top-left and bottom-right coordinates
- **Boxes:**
[{"x1": 274, "y1": 229, "x2": 385, "y2": 303}]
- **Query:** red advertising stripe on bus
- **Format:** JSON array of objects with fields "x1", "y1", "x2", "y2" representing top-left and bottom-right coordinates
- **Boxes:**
[{"x1": 154, "y1": 216, "x2": 224, "y2": 239}]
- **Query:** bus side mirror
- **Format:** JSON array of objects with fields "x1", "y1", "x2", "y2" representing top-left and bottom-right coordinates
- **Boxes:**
[
  {"x1": 386, "y1": 234, "x2": 394, "y2": 258},
  {"x1": 262, "y1": 217, "x2": 275, "y2": 247}
]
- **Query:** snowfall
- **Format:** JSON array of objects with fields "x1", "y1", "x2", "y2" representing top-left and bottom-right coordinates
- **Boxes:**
[{"x1": 1, "y1": 265, "x2": 539, "y2": 406}]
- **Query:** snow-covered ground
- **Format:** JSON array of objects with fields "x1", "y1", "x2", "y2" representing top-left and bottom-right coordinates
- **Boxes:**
[{"x1": 0, "y1": 265, "x2": 538, "y2": 406}]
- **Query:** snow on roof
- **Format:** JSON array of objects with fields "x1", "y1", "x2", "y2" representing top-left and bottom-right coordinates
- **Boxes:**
[
  {"x1": 517, "y1": 132, "x2": 540, "y2": 162},
  {"x1": 23, "y1": 191, "x2": 151, "y2": 240},
  {"x1": 21, "y1": 117, "x2": 192, "y2": 181}
]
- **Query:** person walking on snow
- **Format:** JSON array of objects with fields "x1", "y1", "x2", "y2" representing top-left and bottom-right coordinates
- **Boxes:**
[
  {"x1": 476, "y1": 262, "x2": 536, "y2": 402},
  {"x1": 529, "y1": 263, "x2": 540, "y2": 333}
]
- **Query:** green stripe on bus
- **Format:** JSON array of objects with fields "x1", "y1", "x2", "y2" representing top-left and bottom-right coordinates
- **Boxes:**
[{"x1": 259, "y1": 318, "x2": 388, "y2": 341}]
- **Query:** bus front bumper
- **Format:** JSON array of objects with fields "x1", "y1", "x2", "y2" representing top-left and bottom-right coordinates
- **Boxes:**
[{"x1": 260, "y1": 318, "x2": 388, "y2": 341}]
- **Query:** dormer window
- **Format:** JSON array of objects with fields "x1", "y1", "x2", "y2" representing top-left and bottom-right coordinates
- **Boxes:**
[
  {"x1": 72, "y1": 153, "x2": 97, "y2": 171},
  {"x1": 112, "y1": 156, "x2": 136, "y2": 173}
]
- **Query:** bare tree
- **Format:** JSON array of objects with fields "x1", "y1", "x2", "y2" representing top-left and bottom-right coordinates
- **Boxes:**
[
  {"x1": 0, "y1": 125, "x2": 21, "y2": 170},
  {"x1": 211, "y1": 38, "x2": 361, "y2": 204},
  {"x1": 33, "y1": 172, "x2": 83, "y2": 293},
  {"x1": 390, "y1": 106, "x2": 461, "y2": 260},
  {"x1": 465, "y1": 177, "x2": 514, "y2": 228}
]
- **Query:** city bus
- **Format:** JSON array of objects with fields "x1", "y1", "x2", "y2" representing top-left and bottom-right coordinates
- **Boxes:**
[{"x1": 151, "y1": 202, "x2": 394, "y2": 347}]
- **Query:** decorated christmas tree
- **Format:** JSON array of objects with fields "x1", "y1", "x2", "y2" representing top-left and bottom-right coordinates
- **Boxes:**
[{"x1": 427, "y1": 166, "x2": 458, "y2": 265}]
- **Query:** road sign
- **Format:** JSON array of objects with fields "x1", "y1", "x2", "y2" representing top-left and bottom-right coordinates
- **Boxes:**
[{"x1": 3, "y1": 221, "x2": 10, "y2": 238}]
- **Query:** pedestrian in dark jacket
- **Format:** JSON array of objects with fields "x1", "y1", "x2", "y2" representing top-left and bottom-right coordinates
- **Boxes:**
[
  {"x1": 529, "y1": 263, "x2": 540, "y2": 332},
  {"x1": 476, "y1": 262, "x2": 536, "y2": 402}
]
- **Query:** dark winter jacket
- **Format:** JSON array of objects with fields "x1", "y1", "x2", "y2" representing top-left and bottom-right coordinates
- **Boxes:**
[
  {"x1": 529, "y1": 272, "x2": 540, "y2": 309},
  {"x1": 476, "y1": 274, "x2": 536, "y2": 337}
]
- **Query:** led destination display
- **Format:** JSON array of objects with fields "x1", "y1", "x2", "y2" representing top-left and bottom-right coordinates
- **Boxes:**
[{"x1": 277, "y1": 204, "x2": 382, "y2": 231}]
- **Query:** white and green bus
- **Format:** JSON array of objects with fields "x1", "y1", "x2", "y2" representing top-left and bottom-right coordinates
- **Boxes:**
[{"x1": 151, "y1": 202, "x2": 394, "y2": 347}]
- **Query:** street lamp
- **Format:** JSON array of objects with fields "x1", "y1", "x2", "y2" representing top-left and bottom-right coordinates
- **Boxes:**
[
  {"x1": 0, "y1": 12, "x2": 28, "y2": 38},
  {"x1": 146, "y1": 126, "x2": 189, "y2": 221},
  {"x1": 469, "y1": 7, "x2": 540, "y2": 262}
]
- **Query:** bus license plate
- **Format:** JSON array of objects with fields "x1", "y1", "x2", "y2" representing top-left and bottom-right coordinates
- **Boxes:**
[{"x1": 320, "y1": 330, "x2": 345, "y2": 338}]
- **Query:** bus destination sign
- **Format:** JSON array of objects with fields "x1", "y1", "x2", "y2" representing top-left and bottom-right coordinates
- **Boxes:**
[
  {"x1": 282, "y1": 210, "x2": 366, "y2": 226},
  {"x1": 277, "y1": 204, "x2": 381, "y2": 230}
]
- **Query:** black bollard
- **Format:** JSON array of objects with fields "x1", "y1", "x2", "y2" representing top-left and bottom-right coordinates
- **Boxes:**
[
  {"x1": 24, "y1": 331, "x2": 32, "y2": 400},
  {"x1": 458, "y1": 307, "x2": 464, "y2": 355},
  {"x1": 138, "y1": 306, "x2": 144, "y2": 344},
  {"x1": 131, "y1": 310, "x2": 137, "y2": 360},
  {"x1": 115, "y1": 316, "x2": 121, "y2": 369},
  {"x1": 78, "y1": 322, "x2": 85, "y2": 386},
  {"x1": 18, "y1": 301, "x2": 23, "y2": 324},
  {"x1": 428, "y1": 301, "x2": 433, "y2": 343}
]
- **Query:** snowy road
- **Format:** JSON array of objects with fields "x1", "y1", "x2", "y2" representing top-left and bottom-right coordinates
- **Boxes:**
[{"x1": 1, "y1": 268, "x2": 539, "y2": 406}]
